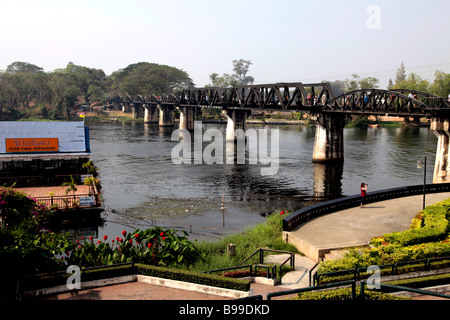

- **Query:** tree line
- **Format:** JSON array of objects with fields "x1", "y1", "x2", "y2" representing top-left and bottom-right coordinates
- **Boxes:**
[
  {"x1": 0, "y1": 60, "x2": 448, "y2": 120},
  {"x1": 0, "y1": 61, "x2": 193, "y2": 120}
]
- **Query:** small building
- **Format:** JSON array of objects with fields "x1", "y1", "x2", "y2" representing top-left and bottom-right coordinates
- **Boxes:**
[
  {"x1": 0, "y1": 121, "x2": 102, "y2": 217},
  {"x1": 0, "y1": 121, "x2": 91, "y2": 187}
]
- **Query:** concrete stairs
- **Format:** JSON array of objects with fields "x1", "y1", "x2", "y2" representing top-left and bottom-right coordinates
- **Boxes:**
[{"x1": 323, "y1": 249, "x2": 349, "y2": 262}]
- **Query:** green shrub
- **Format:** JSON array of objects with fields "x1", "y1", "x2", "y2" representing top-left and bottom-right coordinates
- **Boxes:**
[
  {"x1": 319, "y1": 199, "x2": 450, "y2": 276},
  {"x1": 136, "y1": 263, "x2": 251, "y2": 292},
  {"x1": 288, "y1": 287, "x2": 410, "y2": 300}
]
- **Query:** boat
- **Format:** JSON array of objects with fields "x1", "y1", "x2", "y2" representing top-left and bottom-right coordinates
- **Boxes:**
[{"x1": 368, "y1": 123, "x2": 381, "y2": 128}]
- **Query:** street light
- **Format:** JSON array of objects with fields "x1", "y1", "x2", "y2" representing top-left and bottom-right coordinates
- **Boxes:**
[{"x1": 416, "y1": 156, "x2": 427, "y2": 211}]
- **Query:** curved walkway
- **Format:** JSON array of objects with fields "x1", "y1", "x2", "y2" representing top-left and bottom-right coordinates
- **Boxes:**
[
  {"x1": 31, "y1": 192, "x2": 450, "y2": 300},
  {"x1": 284, "y1": 192, "x2": 450, "y2": 262}
]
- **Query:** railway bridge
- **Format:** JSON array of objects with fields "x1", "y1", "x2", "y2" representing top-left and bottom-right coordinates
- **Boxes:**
[{"x1": 107, "y1": 82, "x2": 450, "y2": 183}]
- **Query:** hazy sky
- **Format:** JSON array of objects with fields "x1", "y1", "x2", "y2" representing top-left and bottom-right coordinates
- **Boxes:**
[{"x1": 1, "y1": 0, "x2": 449, "y2": 88}]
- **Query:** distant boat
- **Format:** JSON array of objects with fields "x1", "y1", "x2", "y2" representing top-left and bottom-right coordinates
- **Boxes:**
[{"x1": 368, "y1": 123, "x2": 381, "y2": 128}]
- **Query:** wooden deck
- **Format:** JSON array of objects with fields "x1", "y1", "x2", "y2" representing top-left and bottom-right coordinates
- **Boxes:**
[{"x1": 14, "y1": 185, "x2": 99, "y2": 209}]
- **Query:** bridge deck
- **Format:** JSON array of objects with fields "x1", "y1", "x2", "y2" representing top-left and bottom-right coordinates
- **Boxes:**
[{"x1": 284, "y1": 192, "x2": 450, "y2": 262}]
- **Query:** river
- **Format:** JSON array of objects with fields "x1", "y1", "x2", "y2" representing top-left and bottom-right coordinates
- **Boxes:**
[{"x1": 83, "y1": 120, "x2": 437, "y2": 241}]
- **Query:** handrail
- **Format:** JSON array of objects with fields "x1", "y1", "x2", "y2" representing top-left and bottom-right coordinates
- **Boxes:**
[
  {"x1": 267, "y1": 280, "x2": 356, "y2": 300},
  {"x1": 314, "y1": 256, "x2": 450, "y2": 285},
  {"x1": 283, "y1": 183, "x2": 450, "y2": 231},
  {"x1": 309, "y1": 257, "x2": 323, "y2": 287},
  {"x1": 360, "y1": 280, "x2": 450, "y2": 300}
]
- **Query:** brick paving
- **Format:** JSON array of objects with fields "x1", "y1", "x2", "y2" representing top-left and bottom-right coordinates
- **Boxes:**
[
  {"x1": 15, "y1": 185, "x2": 91, "y2": 198},
  {"x1": 34, "y1": 281, "x2": 294, "y2": 301}
]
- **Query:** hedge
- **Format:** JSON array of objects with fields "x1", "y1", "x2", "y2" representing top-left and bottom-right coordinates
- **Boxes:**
[
  {"x1": 382, "y1": 203, "x2": 449, "y2": 246},
  {"x1": 287, "y1": 287, "x2": 411, "y2": 300},
  {"x1": 136, "y1": 263, "x2": 251, "y2": 292},
  {"x1": 20, "y1": 263, "x2": 137, "y2": 292}
]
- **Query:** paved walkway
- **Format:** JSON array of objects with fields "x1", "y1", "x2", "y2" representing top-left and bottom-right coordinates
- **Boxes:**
[
  {"x1": 31, "y1": 192, "x2": 450, "y2": 301},
  {"x1": 285, "y1": 192, "x2": 450, "y2": 261}
]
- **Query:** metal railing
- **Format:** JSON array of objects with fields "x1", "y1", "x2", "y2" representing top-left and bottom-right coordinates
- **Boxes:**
[
  {"x1": 34, "y1": 193, "x2": 100, "y2": 209},
  {"x1": 267, "y1": 280, "x2": 357, "y2": 300},
  {"x1": 204, "y1": 264, "x2": 277, "y2": 280},
  {"x1": 359, "y1": 280, "x2": 450, "y2": 300},
  {"x1": 313, "y1": 256, "x2": 450, "y2": 286},
  {"x1": 283, "y1": 183, "x2": 450, "y2": 231}
]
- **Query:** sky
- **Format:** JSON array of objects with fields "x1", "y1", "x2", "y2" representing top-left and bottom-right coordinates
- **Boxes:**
[{"x1": 0, "y1": 0, "x2": 449, "y2": 89}]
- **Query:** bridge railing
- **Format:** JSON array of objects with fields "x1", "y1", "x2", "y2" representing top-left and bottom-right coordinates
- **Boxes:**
[{"x1": 282, "y1": 183, "x2": 450, "y2": 232}]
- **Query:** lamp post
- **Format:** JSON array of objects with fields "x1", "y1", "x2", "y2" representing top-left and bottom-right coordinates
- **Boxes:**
[{"x1": 416, "y1": 156, "x2": 427, "y2": 211}]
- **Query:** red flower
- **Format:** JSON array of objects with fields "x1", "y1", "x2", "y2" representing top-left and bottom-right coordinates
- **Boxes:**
[
  {"x1": 89, "y1": 236, "x2": 93, "y2": 241},
  {"x1": 103, "y1": 235, "x2": 108, "y2": 241},
  {"x1": 116, "y1": 236, "x2": 120, "y2": 241},
  {"x1": 129, "y1": 239, "x2": 133, "y2": 244},
  {"x1": 160, "y1": 232, "x2": 164, "y2": 237},
  {"x1": 134, "y1": 233, "x2": 139, "y2": 238},
  {"x1": 97, "y1": 240, "x2": 101, "y2": 244},
  {"x1": 119, "y1": 238, "x2": 123, "y2": 242},
  {"x1": 80, "y1": 236, "x2": 84, "y2": 240},
  {"x1": 148, "y1": 243, "x2": 152, "y2": 248},
  {"x1": 162, "y1": 236, "x2": 166, "y2": 240},
  {"x1": 279, "y1": 210, "x2": 285, "y2": 215},
  {"x1": 122, "y1": 230, "x2": 127, "y2": 236}
]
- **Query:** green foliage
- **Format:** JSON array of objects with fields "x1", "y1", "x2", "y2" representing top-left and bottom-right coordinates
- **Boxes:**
[
  {"x1": 290, "y1": 287, "x2": 410, "y2": 300},
  {"x1": 136, "y1": 263, "x2": 251, "y2": 292},
  {"x1": 188, "y1": 211, "x2": 299, "y2": 272},
  {"x1": 0, "y1": 187, "x2": 53, "y2": 232},
  {"x1": 319, "y1": 199, "x2": 450, "y2": 275},
  {"x1": 68, "y1": 226, "x2": 199, "y2": 268},
  {"x1": 0, "y1": 187, "x2": 73, "y2": 276}
]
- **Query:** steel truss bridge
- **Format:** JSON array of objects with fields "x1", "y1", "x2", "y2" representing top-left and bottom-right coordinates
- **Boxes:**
[{"x1": 108, "y1": 82, "x2": 450, "y2": 117}]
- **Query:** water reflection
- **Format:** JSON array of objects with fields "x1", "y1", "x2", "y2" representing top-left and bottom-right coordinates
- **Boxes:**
[{"x1": 82, "y1": 121, "x2": 437, "y2": 240}]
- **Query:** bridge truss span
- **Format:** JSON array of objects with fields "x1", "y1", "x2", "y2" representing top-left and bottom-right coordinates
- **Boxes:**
[
  {"x1": 323, "y1": 89, "x2": 450, "y2": 117},
  {"x1": 178, "y1": 82, "x2": 336, "y2": 111}
]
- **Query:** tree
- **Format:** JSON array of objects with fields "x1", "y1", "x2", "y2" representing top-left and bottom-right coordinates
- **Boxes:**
[
  {"x1": 429, "y1": 71, "x2": 450, "y2": 97},
  {"x1": 387, "y1": 78, "x2": 394, "y2": 90},
  {"x1": 392, "y1": 73, "x2": 429, "y2": 92},
  {"x1": 6, "y1": 61, "x2": 44, "y2": 74},
  {"x1": 395, "y1": 62, "x2": 407, "y2": 85},
  {"x1": 208, "y1": 72, "x2": 239, "y2": 88},
  {"x1": 343, "y1": 74, "x2": 379, "y2": 91},
  {"x1": 232, "y1": 59, "x2": 254, "y2": 85},
  {"x1": 359, "y1": 77, "x2": 379, "y2": 89},
  {"x1": 207, "y1": 59, "x2": 254, "y2": 87},
  {"x1": 110, "y1": 62, "x2": 193, "y2": 96}
]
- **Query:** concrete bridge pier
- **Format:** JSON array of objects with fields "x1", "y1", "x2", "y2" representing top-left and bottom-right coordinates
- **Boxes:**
[
  {"x1": 310, "y1": 113, "x2": 351, "y2": 163},
  {"x1": 121, "y1": 102, "x2": 130, "y2": 113},
  {"x1": 143, "y1": 104, "x2": 158, "y2": 123},
  {"x1": 158, "y1": 105, "x2": 174, "y2": 127},
  {"x1": 131, "y1": 103, "x2": 141, "y2": 119},
  {"x1": 178, "y1": 106, "x2": 195, "y2": 130},
  {"x1": 222, "y1": 109, "x2": 251, "y2": 141},
  {"x1": 431, "y1": 117, "x2": 450, "y2": 183}
]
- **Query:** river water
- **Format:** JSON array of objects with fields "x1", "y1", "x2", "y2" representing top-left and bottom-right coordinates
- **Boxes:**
[{"x1": 85, "y1": 120, "x2": 437, "y2": 241}]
